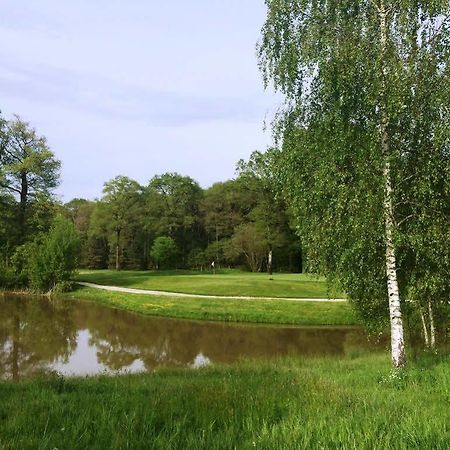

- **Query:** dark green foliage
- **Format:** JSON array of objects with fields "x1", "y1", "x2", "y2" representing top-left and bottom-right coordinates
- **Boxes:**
[
  {"x1": 204, "y1": 239, "x2": 231, "y2": 267},
  {"x1": 64, "y1": 198, "x2": 95, "y2": 267},
  {"x1": 0, "y1": 115, "x2": 60, "y2": 205},
  {"x1": 187, "y1": 247, "x2": 208, "y2": 270},
  {"x1": 0, "y1": 194, "x2": 18, "y2": 253},
  {"x1": 28, "y1": 216, "x2": 80, "y2": 291},
  {"x1": 235, "y1": 150, "x2": 301, "y2": 272},
  {"x1": 150, "y1": 236, "x2": 179, "y2": 270},
  {"x1": 73, "y1": 170, "x2": 301, "y2": 273},
  {"x1": 227, "y1": 223, "x2": 267, "y2": 272},
  {"x1": 0, "y1": 113, "x2": 65, "y2": 289},
  {"x1": 198, "y1": 161, "x2": 301, "y2": 273},
  {"x1": 85, "y1": 235, "x2": 109, "y2": 269},
  {"x1": 146, "y1": 173, "x2": 204, "y2": 265},
  {"x1": 0, "y1": 260, "x2": 17, "y2": 289},
  {"x1": 101, "y1": 176, "x2": 146, "y2": 271}
]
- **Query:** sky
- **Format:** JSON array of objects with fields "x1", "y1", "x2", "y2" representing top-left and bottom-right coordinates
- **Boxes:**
[{"x1": 0, "y1": 0, "x2": 279, "y2": 201}]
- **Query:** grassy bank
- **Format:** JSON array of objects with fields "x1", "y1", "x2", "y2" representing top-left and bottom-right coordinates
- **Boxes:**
[
  {"x1": 75, "y1": 269, "x2": 341, "y2": 299},
  {"x1": 65, "y1": 286, "x2": 357, "y2": 326},
  {"x1": 1, "y1": 354, "x2": 449, "y2": 449}
]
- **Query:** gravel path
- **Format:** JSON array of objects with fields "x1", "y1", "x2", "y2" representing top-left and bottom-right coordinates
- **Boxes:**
[{"x1": 77, "y1": 282, "x2": 347, "y2": 303}]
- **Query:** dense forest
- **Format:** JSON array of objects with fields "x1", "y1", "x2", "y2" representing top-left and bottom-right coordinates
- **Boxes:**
[{"x1": 0, "y1": 113, "x2": 301, "y2": 291}]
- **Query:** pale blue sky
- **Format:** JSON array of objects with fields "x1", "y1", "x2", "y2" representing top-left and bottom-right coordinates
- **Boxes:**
[{"x1": 0, "y1": 0, "x2": 277, "y2": 201}]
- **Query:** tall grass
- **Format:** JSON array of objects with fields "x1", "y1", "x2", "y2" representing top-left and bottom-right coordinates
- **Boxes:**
[{"x1": 1, "y1": 353, "x2": 449, "y2": 449}]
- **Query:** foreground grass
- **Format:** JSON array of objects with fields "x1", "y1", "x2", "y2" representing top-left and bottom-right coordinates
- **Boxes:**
[
  {"x1": 64, "y1": 286, "x2": 357, "y2": 326},
  {"x1": 75, "y1": 269, "x2": 341, "y2": 299},
  {"x1": 1, "y1": 354, "x2": 449, "y2": 449}
]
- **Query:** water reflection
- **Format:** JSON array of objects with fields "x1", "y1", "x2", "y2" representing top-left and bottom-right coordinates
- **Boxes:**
[
  {"x1": 0, "y1": 295, "x2": 383, "y2": 379},
  {"x1": 0, "y1": 295, "x2": 77, "y2": 380}
]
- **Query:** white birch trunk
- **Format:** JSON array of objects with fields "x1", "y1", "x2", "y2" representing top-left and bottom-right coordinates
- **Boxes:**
[
  {"x1": 428, "y1": 300, "x2": 436, "y2": 350},
  {"x1": 383, "y1": 161, "x2": 407, "y2": 368},
  {"x1": 380, "y1": 0, "x2": 407, "y2": 368},
  {"x1": 420, "y1": 308, "x2": 430, "y2": 348}
]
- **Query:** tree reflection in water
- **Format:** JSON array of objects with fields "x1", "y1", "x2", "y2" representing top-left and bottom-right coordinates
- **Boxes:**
[
  {"x1": 0, "y1": 295, "x2": 78, "y2": 380},
  {"x1": 0, "y1": 295, "x2": 384, "y2": 379}
]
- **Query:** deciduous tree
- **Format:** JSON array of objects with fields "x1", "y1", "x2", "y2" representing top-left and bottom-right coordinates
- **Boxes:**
[
  {"x1": 259, "y1": 0, "x2": 450, "y2": 367},
  {"x1": 150, "y1": 236, "x2": 179, "y2": 270},
  {"x1": 101, "y1": 176, "x2": 144, "y2": 271},
  {"x1": 0, "y1": 115, "x2": 60, "y2": 236},
  {"x1": 146, "y1": 173, "x2": 203, "y2": 264}
]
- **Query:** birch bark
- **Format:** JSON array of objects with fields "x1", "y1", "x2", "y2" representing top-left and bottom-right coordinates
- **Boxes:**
[
  {"x1": 420, "y1": 308, "x2": 430, "y2": 348},
  {"x1": 379, "y1": 0, "x2": 406, "y2": 368},
  {"x1": 428, "y1": 300, "x2": 436, "y2": 350}
]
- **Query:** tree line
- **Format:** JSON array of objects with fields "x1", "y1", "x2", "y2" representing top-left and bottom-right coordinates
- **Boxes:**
[
  {"x1": 0, "y1": 114, "x2": 302, "y2": 292},
  {"x1": 66, "y1": 155, "x2": 301, "y2": 273}
]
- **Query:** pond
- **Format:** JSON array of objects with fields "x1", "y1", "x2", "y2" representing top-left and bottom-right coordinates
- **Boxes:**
[{"x1": 0, "y1": 294, "x2": 384, "y2": 380}]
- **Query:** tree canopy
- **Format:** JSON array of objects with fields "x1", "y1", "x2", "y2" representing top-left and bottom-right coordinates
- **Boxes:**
[
  {"x1": 259, "y1": 0, "x2": 450, "y2": 366},
  {"x1": 0, "y1": 115, "x2": 60, "y2": 206}
]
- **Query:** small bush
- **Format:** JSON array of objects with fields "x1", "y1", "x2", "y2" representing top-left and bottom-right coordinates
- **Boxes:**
[
  {"x1": 50, "y1": 280, "x2": 77, "y2": 293},
  {"x1": 28, "y1": 216, "x2": 80, "y2": 292},
  {"x1": 0, "y1": 259, "x2": 17, "y2": 289}
]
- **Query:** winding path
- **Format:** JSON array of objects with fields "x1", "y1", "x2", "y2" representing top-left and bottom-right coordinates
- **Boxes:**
[{"x1": 77, "y1": 282, "x2": 347, "y2": 303}]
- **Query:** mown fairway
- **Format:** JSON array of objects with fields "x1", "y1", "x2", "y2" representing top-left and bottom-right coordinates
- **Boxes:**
[
  {"x1": 71, "y1": 269, "x2": 352, "y2": 326},
  {"x1": 64, "y1": 286, "x2": 357, "y2": 326},
  {"x1": 1, "y1": 354, "x2": 449, "y2": 450},
  {"x1": 75, "y1": 269, "x2": 341, "y2": 299}
]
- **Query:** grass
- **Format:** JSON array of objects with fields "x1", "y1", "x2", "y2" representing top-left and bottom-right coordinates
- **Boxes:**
[
  {"x1": 64, "y1": 286, "x2": 358, "y2": 326},
  {"x1": 1, "y1": 353, "x2": 449, "y2": 449},
  {"x1": 74, "y1": 269, "x2": 342, "y2": 299}
]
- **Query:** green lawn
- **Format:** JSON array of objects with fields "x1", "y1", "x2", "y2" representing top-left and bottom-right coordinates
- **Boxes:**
[
  {"x1": 75, "y1": 269, "x2": 342, "y2": 299},
  {"x1": 1, "y1": 353, "x2": 449, "y2": 449},
  {"x1": 64, "y1": 286, "x2": 357, "y2": 326}
]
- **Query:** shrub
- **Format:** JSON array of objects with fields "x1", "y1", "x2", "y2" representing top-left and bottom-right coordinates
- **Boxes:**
[
  {"x1": 187, "y1": 248, "x2": 207, "y2": 270},
  {"x1": 150, "y1": 236, "x2": 178, "y2": 270},
  {"x1": 28, "y1": 216, "x2": 80, "y2": 292},
  {"x1": 0, "y1": 258, "x2": 17, "y2": 289}
]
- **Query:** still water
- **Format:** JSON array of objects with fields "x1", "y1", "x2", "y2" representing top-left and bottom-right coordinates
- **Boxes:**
[{"x1": 0, "y1": 294, "x2": 383, "y2": 380}]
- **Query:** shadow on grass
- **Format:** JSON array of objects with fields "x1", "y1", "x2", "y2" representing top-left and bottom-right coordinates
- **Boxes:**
[{"x1": 409, "y1": 346, "x2": 449, "y2": 369}]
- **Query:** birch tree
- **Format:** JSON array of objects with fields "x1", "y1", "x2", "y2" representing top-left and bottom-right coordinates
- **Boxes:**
[{"x1": 259, "y1": 0, "x2": 450, "y2": 368}]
